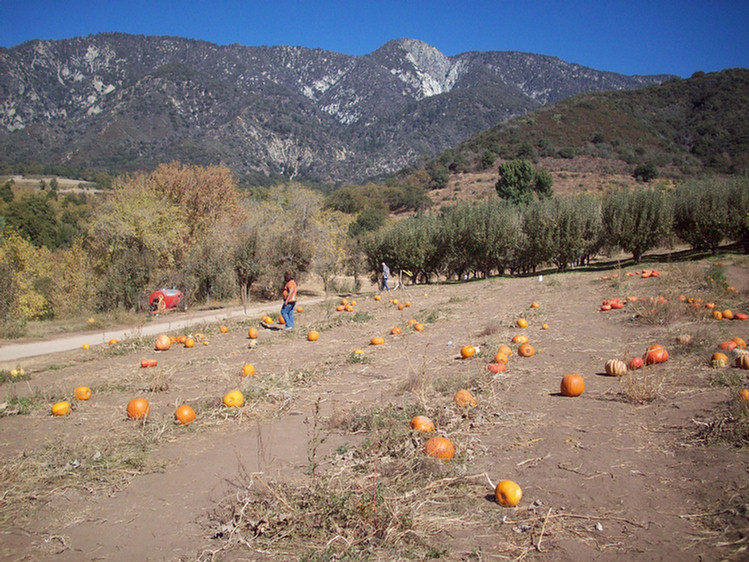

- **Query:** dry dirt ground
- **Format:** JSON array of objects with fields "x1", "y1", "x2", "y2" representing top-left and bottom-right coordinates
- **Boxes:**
[{"x1": 1, "y1": 257, "x2": 748, "y2": 562}]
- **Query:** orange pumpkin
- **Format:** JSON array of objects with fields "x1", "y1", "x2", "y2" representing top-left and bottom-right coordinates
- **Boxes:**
[
  {"x1": 391, "y1": 326, "x2": 402, "y2": 335},
  {"x1": 628, "y1": 357, "x2": 644, "y2": 370},
  {"x1": 370, "y1": 336, "x2": 385, "y2": 345},
  {"x1": 424, "y1": 436, "x2": 455, "y2": 460},
  {"x1": 541, "y1": 323, "x2": 549, "y2": 330},
  {"x1": 397, "y1": 303, "x2": 405, "y2": 311},
  {"x1": 174, "y1": 404, "x2": 196, "y2": 425},
  {"x1": 184, "y1": 337, "x2": 195, "y2": 348},
  {"x1": 126, "y1": 398, "x2": 150, "y2": 419},
  {"x1": 560, "y1": 374, "x2": 584, "y2": 397},
  {"x1": 722, "y1": 309, "x2": 734, "y2": 320},
  {"x1": 176, "y1": 335, "x2": 187, "y2": 344},
  {"x1": 460, "y1": 345, "x2": 476, "y2": 359},
  {"x1": 733, "y1": 337, "x2": 747, "y2": 349},
  {"x1": 82, "y1": 343, "x2": 90, "y2": 349},
  {"x1": 518, "y1": 343, "x2": 535, "y2": 357},
  {"x1": 155, "y1": 334, "x2": 171, "y2": 351},
  {"x1": 410, "y1": 415, "x2": 435, "y2": 432},
  {"x1": 739, "y1": 389, "x2": 749, "y2": 401},
  {"x1": 374, "y1": 295, "x2": 381, "y2": 301},
  {"x1": 278, "y1": 315, "x2": 285, "y2": 324},
  {"x1": 222, "y1": 390, "x2": 244, "y2": 408},
  {"x1": 241, "y1": 364, "x2": 256, "y2": 376},
  {"x1": 495, "y1": 480, "x2": 523, "y2": 507},
  {"x1": 74, "y1": 386, "x2": 92, "y2": 401},
  {"x1": 517, "y1": 318, "x2": 528, "y2": 328},
  {"x1": 296, "y1": 306, "x2": 303, "y2": 312},
  {"x1": 487, "y1": 362, "x2": 507, "y2": 374},
  {"x1": 643, "y1": 346, "x2": 668, "y2": 365},
  {"x1": 335, "y1": 304, "x2": 346, "y2": 312},
  {"x1": 51, "y1": 401, "x2": 71, "y2": 416},
  {"x1": 407, "y1": 318, "x2": 418, "y2": 325},
  {"x1": 413, "y1": 323, "x2": 425, "y2": 331},
  {"x1": 248, "y1": 327, "x2": 259, "y2": 339},
  {"x1": 718, "y1": 340, "x2": 737, "y2": 352},
  {"x1": 493, "y1": 352, "x2": 509, "y2": 364},
  {"x1": 497, "y1": 344, "x2": 512, "y2": 357},
  {"x1": 307, "y1": 330, "x2": 319, "y2": 341},
  {"x1": 345, "y1": 304, "x2": 354, "y2": 312},
  {"x1": 219, "y1": 326, "x2": 229, "y2": 333},
  {"x1": 531, "y1": 302, "x2": 540, "y2": 309},
  {"x1": 453, "y1": 389, "x2": 477, "y2": 408},
  {"x1": 711, "y1": 352, "x2": 729, "y2": 368},
  {"x1": 108, "y1": 338, "x2": 119, "y2": 345},
  {"x1": 511, "y1": 334, "x2": 528, "y2": 344}
]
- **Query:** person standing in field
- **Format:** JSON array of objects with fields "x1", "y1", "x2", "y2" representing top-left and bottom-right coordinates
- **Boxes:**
[
  {"x1": 281, "y1": 271, "x2": 297, "y2": 330},
  {"x1": 381, "y1": 262, "x2": 390, "y2": 291}
]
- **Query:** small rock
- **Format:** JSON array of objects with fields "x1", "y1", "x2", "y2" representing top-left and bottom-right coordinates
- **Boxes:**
[{"x1": 595, "y1": 522, "x2": 603, "y2": 531}]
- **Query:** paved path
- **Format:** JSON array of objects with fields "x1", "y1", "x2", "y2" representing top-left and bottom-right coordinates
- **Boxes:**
[{"x1": 0, "y1": 297, "x2": 326, "y2": 364}]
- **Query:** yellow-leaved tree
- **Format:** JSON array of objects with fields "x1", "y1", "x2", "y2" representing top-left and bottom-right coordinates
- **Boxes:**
[{"x1": 0, "y1": 229, "x2": 51, "y2": 324}]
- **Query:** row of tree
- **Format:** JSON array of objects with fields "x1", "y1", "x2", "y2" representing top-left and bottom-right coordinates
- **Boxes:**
[
  {"x1": 360, "y1": 177, "x2": 749, "y2": 283},
  {"x1": 1, "y1": 163, "x2": 747, "y2": 330}
]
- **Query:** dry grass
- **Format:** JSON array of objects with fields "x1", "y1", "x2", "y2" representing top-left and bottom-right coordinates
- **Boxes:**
[
  {"x1": 0, "y1": 420, "x2": 170, "y2": 526},
  {"x1": 696, "y1": 394, "x2": 749, "y2": 448},
  {"x1": 199, "y1": 396, "x2": 484, "y2": 561},
  {"x1": 617, "y1": 369, "x2": 665, "y2": 404}
]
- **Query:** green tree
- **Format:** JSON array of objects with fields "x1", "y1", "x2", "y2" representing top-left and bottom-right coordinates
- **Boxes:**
[
  {"x1": 725, "y1": 176, "x2": 749, "y2": 253},
  {"x1": 4, "y1": 195, "x2": 59, "y2": 248},
  {"x1": 517, "y1": 199, "x2": 556, "y2": 273},
  {"x1": 633, "y1": 161, "x2": 658, "y2": 182},
  {"x1": 548, "y1": 195, "x2": 602, "y2": 271},
  {"x1": 602, "y1": 188, "x2": 673, "y2": 262},
  {"x1": 233, "y1": 220, "x2": 263, "y2": 312},
  {"x1": 495, "y1": 159, "x2": 553, "y2": 205},
  {"x1": 480, "y1": 150, "x2": 497, "y2": 170},
  {"x1": 182, "y1": 228, "x2": 235, "y2": 305},
  {"x1": 0, "y1": 180, "x2": 14, "y2": 203},
  {"x1": 673, "y1": 178, "x2": 732, "y2": 253},
  {"x1": 348, "y1": 205, "x2": 388, "y2": 237}
]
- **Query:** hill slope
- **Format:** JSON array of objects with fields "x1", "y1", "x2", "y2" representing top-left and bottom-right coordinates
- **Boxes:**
[{"x1": 439, "y1": 68, "x2": 749, "y2": 177}]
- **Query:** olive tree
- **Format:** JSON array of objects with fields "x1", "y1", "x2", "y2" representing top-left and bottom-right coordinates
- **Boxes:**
[
  {"x1": 602, "y1": 188, "x2": 673, "y2": 263},
  {"x1": 673, "y1": 178, "x2": 733, "y2": 254}
]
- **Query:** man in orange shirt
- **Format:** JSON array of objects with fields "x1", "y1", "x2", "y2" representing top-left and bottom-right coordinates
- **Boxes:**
[{"x1": 281, "y1": 271, "x2": 297, "y2": 330}]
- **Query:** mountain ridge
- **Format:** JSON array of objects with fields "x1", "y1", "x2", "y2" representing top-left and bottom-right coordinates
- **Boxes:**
[{"x1": 0, "y1": 33, "x2": 673, "y2": 182}]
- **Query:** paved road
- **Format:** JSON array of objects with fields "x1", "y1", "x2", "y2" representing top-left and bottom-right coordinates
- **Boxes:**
[{"x1": 0, "y1": 298, "x2": 324, "y2": 364}]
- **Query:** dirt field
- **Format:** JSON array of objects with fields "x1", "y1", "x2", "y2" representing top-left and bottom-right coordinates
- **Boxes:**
[{"x1": 1, "y1": 256, "x2": 748, "y2": 561}]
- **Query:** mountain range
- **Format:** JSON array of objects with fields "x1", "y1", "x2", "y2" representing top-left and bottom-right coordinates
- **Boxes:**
[{"x1": 0, "y1": 33, "x2": 673, "y2": 182}]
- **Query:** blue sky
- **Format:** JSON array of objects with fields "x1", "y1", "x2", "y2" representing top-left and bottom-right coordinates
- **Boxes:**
[{"x1": 2, "y1": 1, "x2": 748, "y2": 77}]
